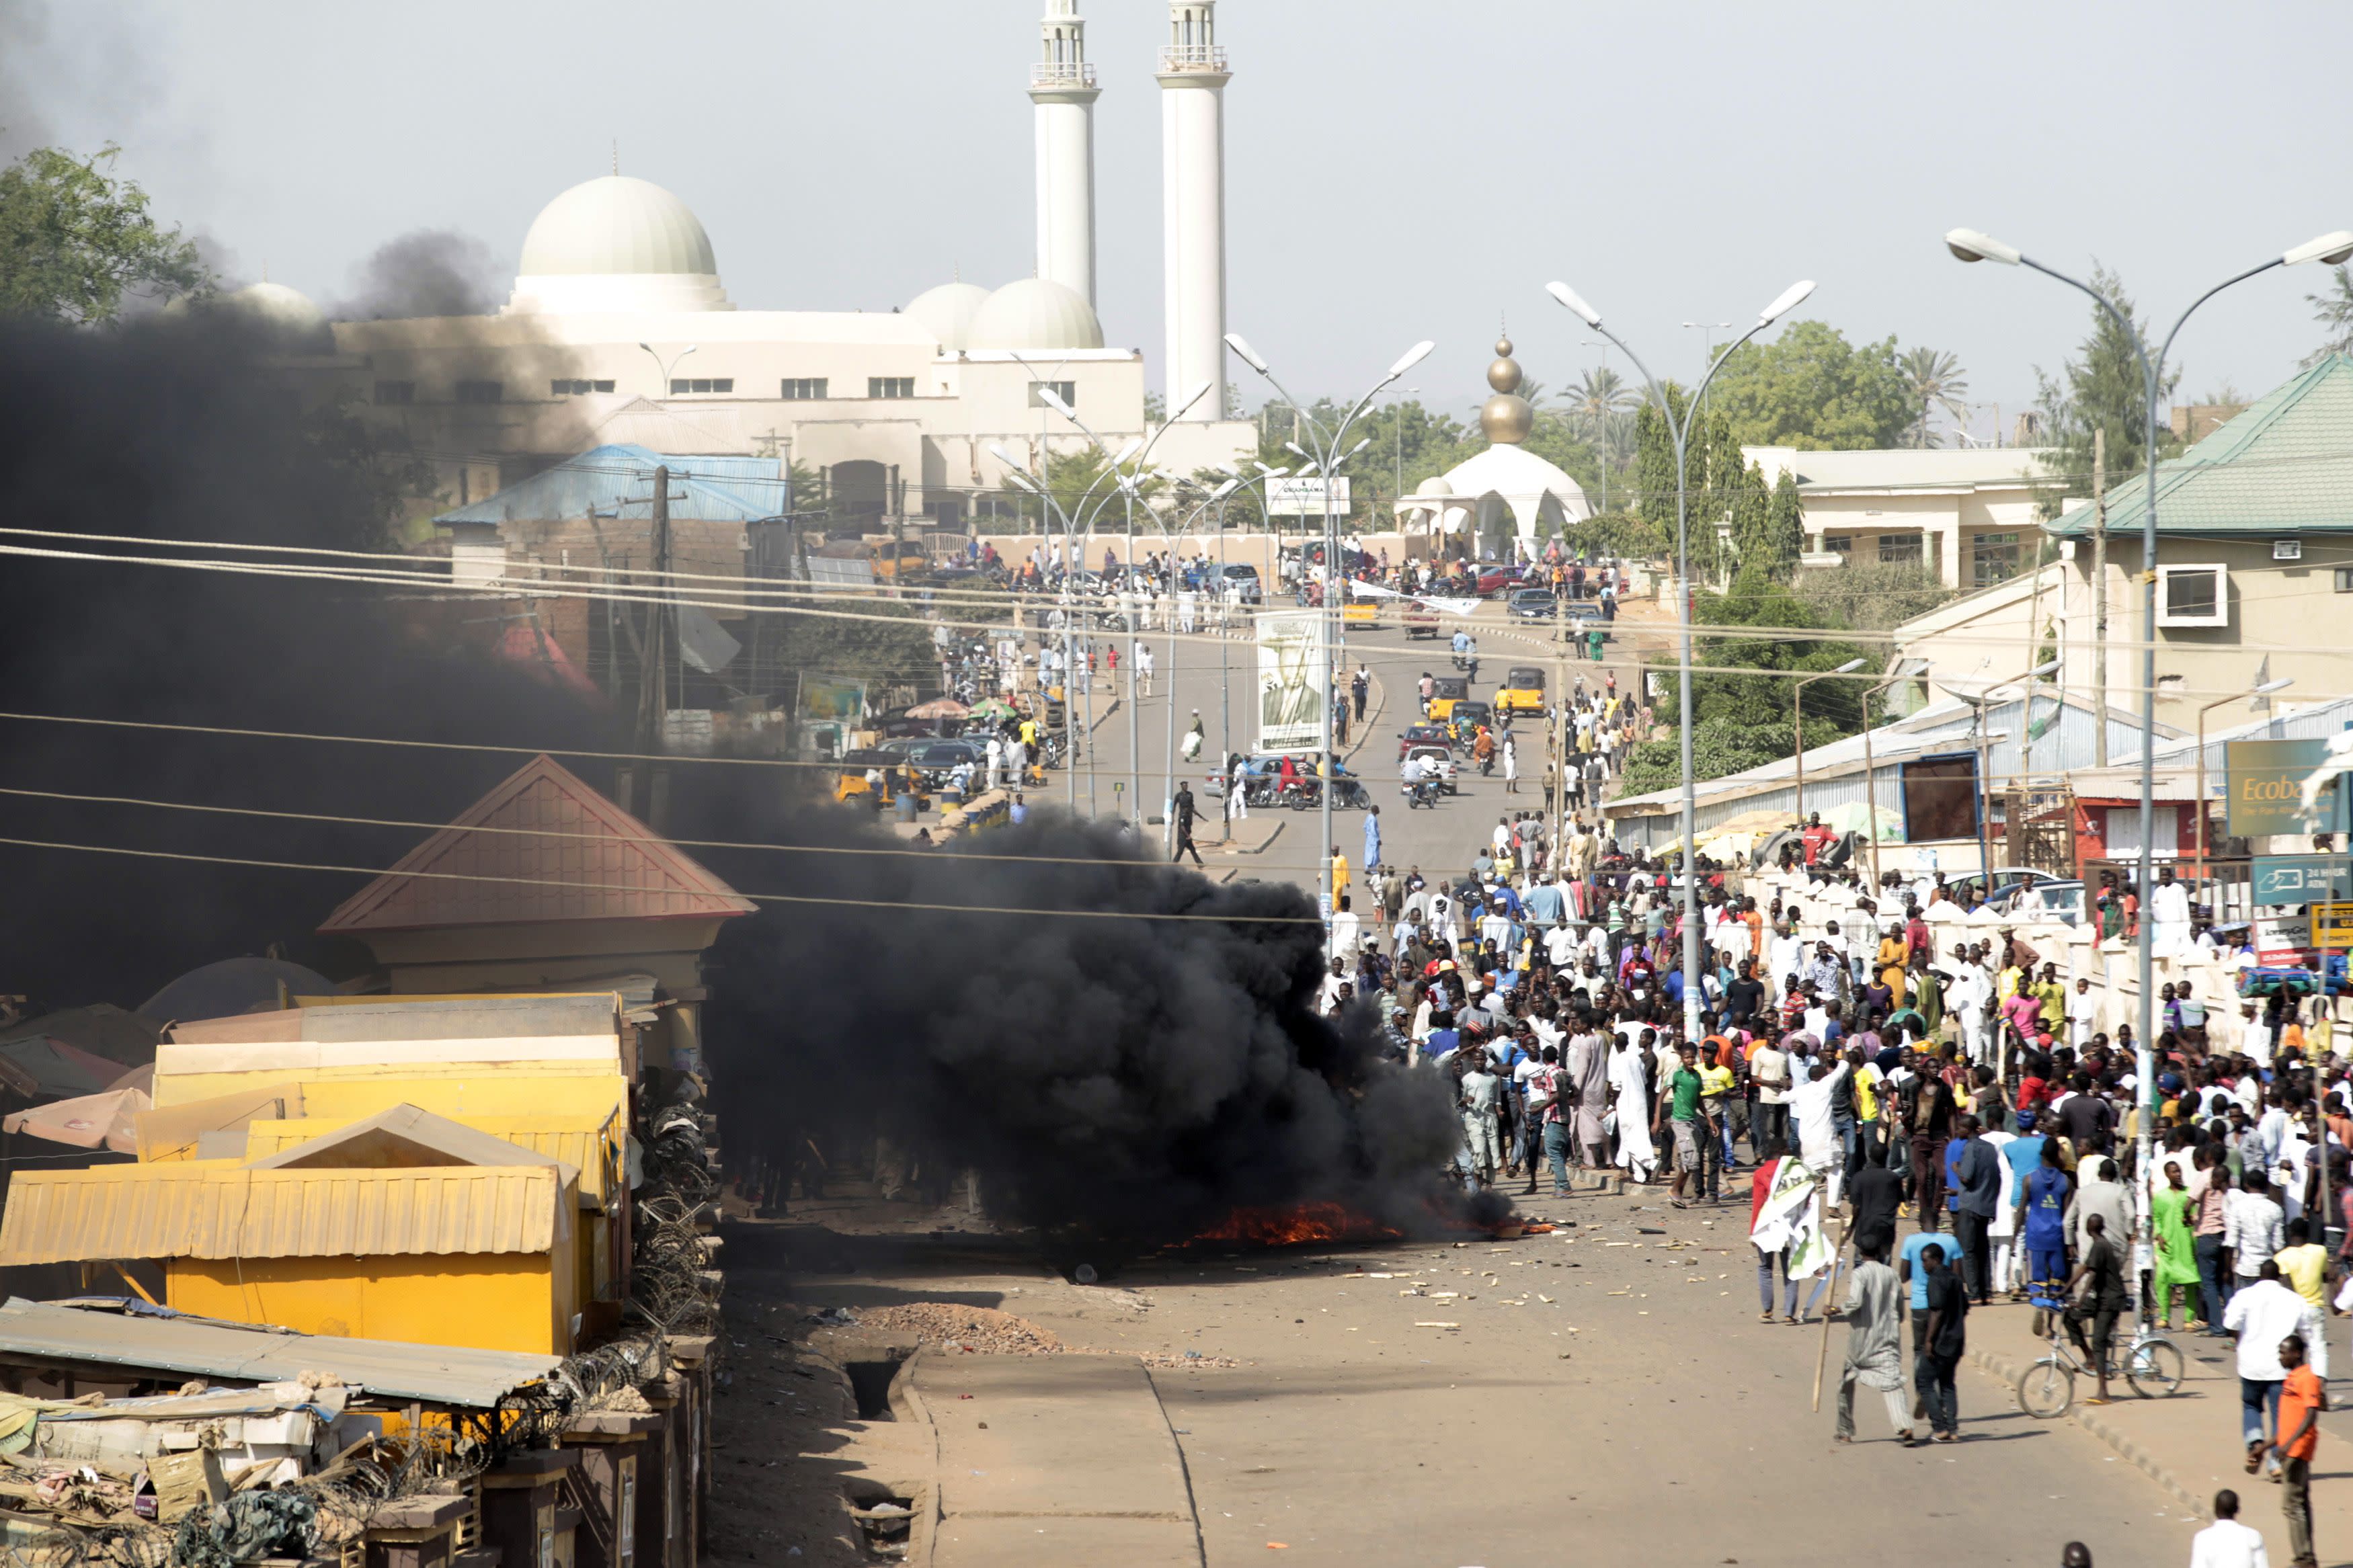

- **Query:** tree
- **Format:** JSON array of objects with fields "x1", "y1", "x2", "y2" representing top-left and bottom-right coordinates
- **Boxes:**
[
  {"x1": 2303, "y1": 264, "x2": 2353, "y2": 368},
  {"x1": 1704, "y1": 321, "x2": 1914, "y2": 450},
  {"x1": 1633, "y1": 384, "x2": 1691, "y2": 539},
  {"x1": 1899, "y1": 346, "x2": 1970, "y2": 448},
  {"x1": 0, "y1": 145, "x2": 208, "y2": 325},
  {"x1": 1618, "y1": 566, "x2": 1870, "y2": 792},
  {"x1": 2032, "y1": 265, "x2": 2179, "y2": 509}
]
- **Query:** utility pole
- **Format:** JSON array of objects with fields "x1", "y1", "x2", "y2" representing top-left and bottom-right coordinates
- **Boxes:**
[
  {"x1": 635, "y1": 465, "x2": 674, "y2": 829},
  {"x1": 2090, "y1": 427, "x2": 2109, "y2": 767}
]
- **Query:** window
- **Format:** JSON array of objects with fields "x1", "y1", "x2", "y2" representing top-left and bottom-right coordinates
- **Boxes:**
[
  {"x1": 454, "y1": 380, "x2": 504, "y2": 405},
  {"x1": 1877, "y1": 532, "x2": 1923, "y2": 568},
  {"x1": 549, "y1": 378, "x2": 614, "y2": 396},
  {"x1": 2335, "y1": 567, "x2": 2353, "y2": 593},
  {"x1": 869, "y1": 377, "x2": 915, "y2": 400},
  {"x1": 1028, "y1": 380, "x2": 1077, "y2": 409},
  {"x1": 781, "y1": 378, "x2": 829, "y2": 401},
  {"x1": 2155, "y1": 563, "x2": 2229, "y2": 627},
  {"x1": 1971, "y1": 531, "x2": 2020, "y2": 587},
  {"x1": 669, "y1": 378, "x2": 734, "y2": 394},
  {"x1": 1826, "y1": 535, "x2": 1853, "y2": 559},
  {"x1": 373, "y1": 380, "x2": 414, "y2": 405}
]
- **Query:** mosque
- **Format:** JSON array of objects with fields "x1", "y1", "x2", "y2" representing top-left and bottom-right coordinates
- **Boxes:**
[{"x1": 262, "y1": 1, "x2": 1256, "y2": 531}]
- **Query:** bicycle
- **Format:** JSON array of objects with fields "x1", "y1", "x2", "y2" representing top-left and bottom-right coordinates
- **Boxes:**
[{"x1": 2014, "y1": 1294, "x2": 2187, "y2": 1417}]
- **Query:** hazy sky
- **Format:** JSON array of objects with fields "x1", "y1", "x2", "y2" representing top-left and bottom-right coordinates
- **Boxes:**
[{"x1": 12, "y1": 1, "x2": 2351, "y2": 434}]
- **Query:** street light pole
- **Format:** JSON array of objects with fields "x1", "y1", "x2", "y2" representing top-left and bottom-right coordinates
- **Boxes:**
[
  {"x1": 637, "y1": 341, "x2": 699, "y2": 397},
  {"x1": 1548, "y1": 276, "x2": 1817, "y2": 1043},
  {"x1": 1228, "y1": 335, "x2": 1437, "y2": 917},
  {"x1": 2196, "y1": 677, "x2": 2295, "y2": 881},
  {"x1": 1946, "y1": 224, "x2": 2352, "y2": 1215},
  {"x1": 1793, "y1": 658, "x2": 1866, "y2": 827}
]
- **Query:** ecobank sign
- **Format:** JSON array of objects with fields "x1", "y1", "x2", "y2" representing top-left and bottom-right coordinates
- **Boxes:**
[{"x1": 2227, "y1": 739, "x2": 2342, "y2": 837}]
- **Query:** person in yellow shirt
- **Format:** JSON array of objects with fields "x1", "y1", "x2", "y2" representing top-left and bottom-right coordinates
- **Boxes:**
[
  {"x1": 2277, "y1": 1217, "x2": 2329, "y2": 1310},
  {"x1": 1330, "y1": 847, "x2": 1351, "y2": 901}
]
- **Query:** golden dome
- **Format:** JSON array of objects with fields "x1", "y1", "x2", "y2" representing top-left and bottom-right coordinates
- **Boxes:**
[
  {"x1": 1481, "y1": 392, "x2": 1534, "y2": 444},
  {"x1": 1487, "y1": 335, "x2": 1523, "y2": 395}
]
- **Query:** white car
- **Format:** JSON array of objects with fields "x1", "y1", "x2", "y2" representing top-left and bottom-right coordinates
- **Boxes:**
[{"x1": 1402, "y1": 744, "x2": 1458, "y2": 795}]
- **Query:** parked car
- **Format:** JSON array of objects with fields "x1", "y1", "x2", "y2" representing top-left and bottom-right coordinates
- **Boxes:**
[
  {"x1": 1952, "y1": 868, "x2": 2067, "y2": 908},
  {"x1": 1217, "y1": 563, "x2": 1263, "y2": 604},
  {"x1": 1999, "y1": 878, "x2": 2084, "y2": 924},
  {"x1": 1472, "y1": 563, "x2": 1518, "y2": 596},
  {"x1": 1507, "y1": 588, "x2": 1557, "y2": 621}
]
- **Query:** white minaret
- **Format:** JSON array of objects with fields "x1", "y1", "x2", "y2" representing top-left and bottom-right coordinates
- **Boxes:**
[
  {"x1": 1160, "y1": 1, "x2": 1229, "y2": 423},
  {"x1": 1029, "y1": 1, "x2": 1100, "y2": 308}
]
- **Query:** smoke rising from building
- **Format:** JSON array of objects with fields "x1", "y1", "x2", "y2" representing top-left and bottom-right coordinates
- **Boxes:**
[{"x1": 333, "y1": 229, "x2": 503, "y2": 321}]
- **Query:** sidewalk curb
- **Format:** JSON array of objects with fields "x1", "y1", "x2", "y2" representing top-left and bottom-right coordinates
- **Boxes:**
[{"x1": 1964, "y1": 1344, "x2": 2211, "y2": 1521}]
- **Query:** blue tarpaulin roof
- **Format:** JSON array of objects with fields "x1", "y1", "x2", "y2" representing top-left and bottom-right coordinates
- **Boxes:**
[{"x1": 433, "y1": 445, "x2": 786, "y2": 527}]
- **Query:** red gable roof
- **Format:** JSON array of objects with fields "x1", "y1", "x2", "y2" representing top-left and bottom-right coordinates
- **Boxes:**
[{"x1": 319, "y1": 755, "x2": 756, "y2": 934}]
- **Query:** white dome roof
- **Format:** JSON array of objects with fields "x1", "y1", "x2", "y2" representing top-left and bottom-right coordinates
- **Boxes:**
[
  {"x1": 519, "y1": 175, "x2": 716, "y2": 276},
  {"x1": 968, "y1": 277, "x2": 1104, "y2": 352},
  {"x1": 1414, "y1": 475, "x2": 1454, "y2": 497},
  {"x1": 906, "y1": 282, "x2": 991, "y2": 352},
  {"x1": 504, "y1": 175, "x2": 731, "y2": 315}
]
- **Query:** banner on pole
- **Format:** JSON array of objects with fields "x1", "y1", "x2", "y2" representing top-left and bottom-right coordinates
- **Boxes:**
[{"x1": 1255, "y1": 611, "x2": 1329, "y2": 753}]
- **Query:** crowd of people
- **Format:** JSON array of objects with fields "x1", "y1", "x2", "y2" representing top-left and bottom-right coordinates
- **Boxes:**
[{"x1": 1324, "y1": 807, "x2": 2347, "y2": 1566}]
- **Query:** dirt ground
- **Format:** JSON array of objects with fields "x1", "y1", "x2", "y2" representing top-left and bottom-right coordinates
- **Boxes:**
[{"x1": 706, "y1": 1178, "x2": 2201, "y2": 1567}]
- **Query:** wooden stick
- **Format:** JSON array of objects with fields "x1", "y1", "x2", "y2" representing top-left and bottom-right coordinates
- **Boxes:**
[{"x1": 1811, "y1": 1208, "x2": 1850, "y2": 1413}]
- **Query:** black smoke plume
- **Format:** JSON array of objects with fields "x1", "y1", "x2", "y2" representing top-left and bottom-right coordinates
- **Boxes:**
[
  {"x1": 0, "y1": 311, "x2": 615, "y2": 1008},
  {"x1": 0, "y1": 308, "x2": 1468, "y2": 1246},
  {"x1": 695, "y1": 802, "x2": 1467, "y2": 1246},
  {"x1": 332, "y1": 230, "x2": 502, "y2": 321}
]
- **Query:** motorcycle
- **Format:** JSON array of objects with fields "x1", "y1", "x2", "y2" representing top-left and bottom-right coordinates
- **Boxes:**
[
  {"x1": 1404, "y1": 776, "x2": 1442, "y2": 810},
  {"x1": 1278, "y1": 777, "x2": 1321, "y2": 811}
]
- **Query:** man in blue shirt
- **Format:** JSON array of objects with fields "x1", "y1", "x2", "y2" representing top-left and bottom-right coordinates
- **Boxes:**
[
  {"x1": 1363, "y1": 806, "x2": 1382, "y2": 873},
  {"x1": 1523, "y1": 873, "x2": 1565, "y2": 930},
  {"x1": 1009, "y1": 792, "x2": 1029, "y2": 825},
  {"x1": 2018, "y1": 1135, "x2": 2073, "y2": 1329}
]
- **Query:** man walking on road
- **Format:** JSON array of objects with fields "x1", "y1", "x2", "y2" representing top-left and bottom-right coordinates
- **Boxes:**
[
  {"x1": 2225, "y1": 1260, "x2": 2326, "y2": 1484},
  {"x1": 2272, "y1": 1331, "x2": 2325, "y2": 1568},
  {"x1": 1835, "y1": 1237, "x2": 1909, "y2": 1446},
  {"x1": 1916, "y1": 1241, "x2": 1968, "y2": 1442},
  {"x1": 1363, "y1": 805, "x2": 1382, "y2": 874},
  {"x1": 1171, "y1": 783, "x2": 1203, "y2": 866}
]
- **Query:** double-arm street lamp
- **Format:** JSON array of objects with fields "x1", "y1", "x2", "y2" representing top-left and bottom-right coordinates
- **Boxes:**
[
  {"x1": 1545, "y1": 276, "x2": 1817, "y2": 1042},
  {"x1": 1944, "y1": 222, "x2": 2353, "y2": 1210},
  {"x1": 1226, "y1": 335, "x2": 1437, "y2": 915}
]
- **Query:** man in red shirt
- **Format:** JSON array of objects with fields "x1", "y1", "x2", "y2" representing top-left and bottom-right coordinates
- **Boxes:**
[{"x1": 1801, "y1": 813, "x2": 1834, "y2": 866}]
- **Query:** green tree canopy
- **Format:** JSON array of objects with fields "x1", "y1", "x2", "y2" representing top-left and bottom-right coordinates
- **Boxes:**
[
  {"x1": 1618, "y1": 565, "x2": 1870, "y2": 792},
  {"x1": 0, "y1": 145, "x2": 208, "y2": 325},
  {"x1": 2032, "y1": 265, "x2": 2180, "y2": 507},
  {"x1": 1704, "y1": 321, "x2": 1913, "y2": 450}
]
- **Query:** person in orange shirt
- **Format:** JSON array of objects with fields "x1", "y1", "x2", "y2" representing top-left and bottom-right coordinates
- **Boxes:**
[
  {"x1": 1742, "y1": 896, "x2": 1765, "y2": 960},
  {"x1": 2274, "y1": 1331, "x2": 2326, "y2": 1568}
]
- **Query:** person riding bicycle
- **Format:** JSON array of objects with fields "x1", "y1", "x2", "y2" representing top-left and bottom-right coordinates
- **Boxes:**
[{"x1": 2063, "y1": 1210, "x2": 2128, "y2": 1405}]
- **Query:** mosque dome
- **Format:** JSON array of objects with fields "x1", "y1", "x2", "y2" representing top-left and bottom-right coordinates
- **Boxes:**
[
  {"x1": 504, "y1": 175, "x2": 731, "y2": 315},
  {"x1": 906, "y1": 281, "x2": 992, "y2": 352},
  {"x1": 968, "y1": 276, "x2": 1105, "y2": 352},
  {"x1": 1413, "y1": 475, "x2": 1454, "y2": 498},
  {"x1": 1479, "y1": 335, "x2": 1535, "y2": 445}
]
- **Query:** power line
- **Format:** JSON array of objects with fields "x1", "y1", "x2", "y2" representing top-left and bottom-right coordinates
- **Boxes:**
[{"x1": 0, "y1": 834, "x2": 1320, "y2": 926}]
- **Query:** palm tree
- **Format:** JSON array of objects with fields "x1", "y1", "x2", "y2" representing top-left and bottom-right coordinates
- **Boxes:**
[
  {"x1": 1568, "y1": 366, "x2": 1639, "y2": 433},
  {"x1": 2303, "y1": 265, "x2": 2353, "y2": 368},
  {"x1": 1901, "y1": 347, "x2": 1970, "y2": 448}
]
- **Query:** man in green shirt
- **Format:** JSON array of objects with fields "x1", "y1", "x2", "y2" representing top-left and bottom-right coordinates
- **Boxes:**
[
  {"x1": 1910, "y1": 957, "x2": 1944, "y2": 1041},
  {"x1": 1656, "y1": 1042, "x2": 1718, "y2": 1208},
  {"x1": 2032, "y1": 962, "x2": 2068, "y2": 1035}
]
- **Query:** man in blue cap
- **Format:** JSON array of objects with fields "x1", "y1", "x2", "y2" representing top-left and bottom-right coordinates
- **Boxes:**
[{"x1": 1996, "y1": 1106, "x2": 2048, "y2": 1298}]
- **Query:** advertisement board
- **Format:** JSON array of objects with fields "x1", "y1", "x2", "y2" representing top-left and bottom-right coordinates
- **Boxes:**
[
  {"x1": 1266, "y1": 477, "x2": 1353, "y2": 516},
  {"x1": 799, "y1": 676, "x2": 868, "y2": 721},
  {"x1": 1255, "y1": 612, "x2": 1329, "y2": 753},
  {"x1": 2251, "y1": 854, "x2": 2353, "y2": 905},
  {"x1": 2227, "y1": 739, "x2": 2340, "y2": 837},
  {"x1": 2256, "y1": 911, "x2": 2311, "y2": 964}
]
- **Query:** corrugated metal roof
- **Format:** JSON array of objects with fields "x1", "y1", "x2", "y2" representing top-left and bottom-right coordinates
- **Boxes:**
[
  {"x1": 245, "y1": 1116, "x2": 619, "y2": 1202},
  {"x1": 317, "y1": 753, "x2": 754, "y2": 933},
  {"x1": 2048, "y1": 355, "x2": 2353, "y2": 537},
  {"x1": 0, "y1": 1298, "x2": 558, "y2": 1408},
  {"x1": 432, "y1": 444, "x2": 783, "y2": 528},
  {"x1": 0, "y1": 1165, "x2": 564, "y2": 1266},
  {"x1": 169, "y1": 995, "x2": 622, "y2": 1046}
]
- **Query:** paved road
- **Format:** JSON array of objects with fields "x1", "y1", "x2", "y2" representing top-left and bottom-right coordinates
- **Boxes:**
[
  {"x1": 749, "y1": 1184, "x2": 2192, "y2": 1568},
  {"x1": 1044, "y1": 600, "x2": 1645, "y2": 894}
]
